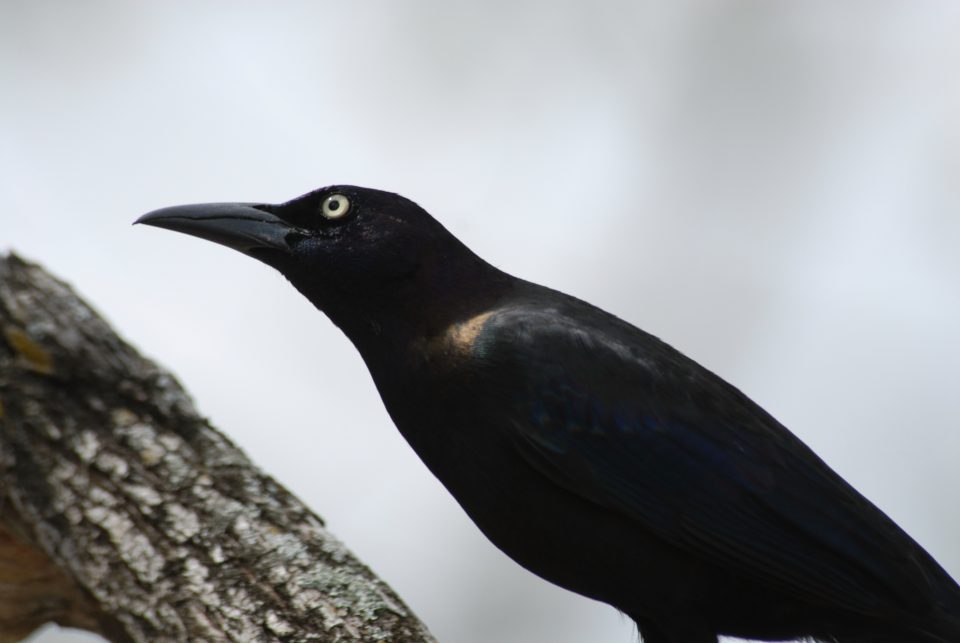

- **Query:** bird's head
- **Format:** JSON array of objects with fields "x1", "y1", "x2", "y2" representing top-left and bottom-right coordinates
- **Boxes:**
[{"x1": 136, "y1": 185, "x2": 503, "y2": 347}]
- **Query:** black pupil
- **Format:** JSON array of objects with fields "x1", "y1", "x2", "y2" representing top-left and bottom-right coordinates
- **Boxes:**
[{"x1": 328, "y1": 199, "x2": 340, "y2": 211}]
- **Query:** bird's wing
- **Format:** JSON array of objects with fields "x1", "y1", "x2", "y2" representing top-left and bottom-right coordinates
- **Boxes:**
[{"x1": 477, "y1": 303, "x2": 944, "y2": 618}]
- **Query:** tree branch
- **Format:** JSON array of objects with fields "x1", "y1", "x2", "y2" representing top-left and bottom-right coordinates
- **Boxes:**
[{"x1": 0, "y1": 253, "x2": 435, "y2": 643}]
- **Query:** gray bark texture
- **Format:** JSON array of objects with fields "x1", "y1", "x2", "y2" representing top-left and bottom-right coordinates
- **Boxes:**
[{"x1": 0, "y1": 253, "x2": 436, "y2": 643}]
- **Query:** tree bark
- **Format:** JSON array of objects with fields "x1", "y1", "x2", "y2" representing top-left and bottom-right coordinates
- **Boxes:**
[{"x1": 0, "y1": 253, "x2": 435, "y2": 643}]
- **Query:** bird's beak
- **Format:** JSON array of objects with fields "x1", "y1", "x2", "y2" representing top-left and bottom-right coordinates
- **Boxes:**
[{"x1": 134, "y1": 203, "x2": 295, "y2": 255}]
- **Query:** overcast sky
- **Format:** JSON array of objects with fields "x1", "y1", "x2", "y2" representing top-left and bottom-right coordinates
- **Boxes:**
[{"x1": 4, "y1": 2, "x2": 959, "y2": 642}]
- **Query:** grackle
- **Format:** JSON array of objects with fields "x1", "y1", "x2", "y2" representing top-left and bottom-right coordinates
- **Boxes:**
[{"x1": 137, "y1": 185, "x2": 960, "y2": 643}]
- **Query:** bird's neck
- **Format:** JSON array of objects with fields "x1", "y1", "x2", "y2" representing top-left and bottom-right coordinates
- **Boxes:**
[{"x1": 308, "y1": 251, "x2": 516, "y2": 366}]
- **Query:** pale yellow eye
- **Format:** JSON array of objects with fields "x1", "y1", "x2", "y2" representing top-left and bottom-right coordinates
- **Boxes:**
[{"x1": 321, "y1": 194, "x2": 350, "y2": 219}]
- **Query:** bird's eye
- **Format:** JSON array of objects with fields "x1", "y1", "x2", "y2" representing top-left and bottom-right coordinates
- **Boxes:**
[{"x1": 321, "y1": 194, "x2": 351, "y2": 219}]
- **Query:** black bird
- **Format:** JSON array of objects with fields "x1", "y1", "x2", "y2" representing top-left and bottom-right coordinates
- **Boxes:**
[{"x1": 137, "y1": 185, "x2": 960, "y2": 643}]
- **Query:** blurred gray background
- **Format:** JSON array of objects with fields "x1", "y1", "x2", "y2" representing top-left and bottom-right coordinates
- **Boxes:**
[{"x1": 3, "y1": 2, "x2": 959, "y2": 642}]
